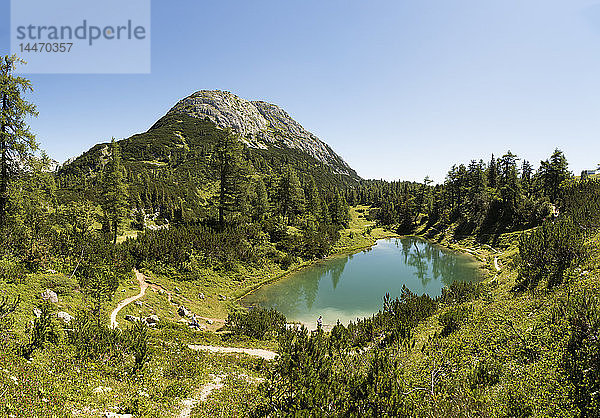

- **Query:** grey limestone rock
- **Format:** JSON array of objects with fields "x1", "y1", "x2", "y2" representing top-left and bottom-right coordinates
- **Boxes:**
[
  {"x1": 167, "y1": 90, "x2": 355, "y2": 176},
  {"x1": 40, "y1": 289, "x2": 58, "y2": 303}
]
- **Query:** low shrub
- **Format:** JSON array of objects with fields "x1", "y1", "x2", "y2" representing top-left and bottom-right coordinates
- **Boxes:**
[
  {"x1": 467, "y1": 357, "x2": 502, "y2": 389},
  {"x1": 438, "y1": 305, "x2": 471, "y2": 337},
  {"x1": 441, "y1": 281, "x2": 482, "y2": 304},
  {"x1": 227, "y1": 307, "x2": 286, "y2": 340},
  {"x1": 0, "y1": 257, "x2": 26, "y2": 284},
  {"x1": 20, "y1": 303, "x2": 60, "y2": 359}
]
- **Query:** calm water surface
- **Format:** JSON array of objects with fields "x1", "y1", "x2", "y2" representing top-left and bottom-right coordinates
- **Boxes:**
[{"x1": 242, "y1": 237, "x2": 480, "y2": 328}]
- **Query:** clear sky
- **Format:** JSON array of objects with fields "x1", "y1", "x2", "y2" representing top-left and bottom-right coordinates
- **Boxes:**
[{"x1": 1, "y1": 0, "x2": 600, "y2": 182}]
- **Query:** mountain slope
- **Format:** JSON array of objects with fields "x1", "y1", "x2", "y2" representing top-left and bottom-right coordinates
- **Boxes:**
[
  {"x1": 167, "y1": 90, "x2": 354, "y2": 176},
  {"x1": 57, "y1": 90, "x2": 360, "y2": 218}
]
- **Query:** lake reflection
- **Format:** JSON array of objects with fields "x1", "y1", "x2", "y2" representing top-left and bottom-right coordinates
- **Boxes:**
[{"x1": 242, "y1": 238, "x2": 480, "y2": 328}]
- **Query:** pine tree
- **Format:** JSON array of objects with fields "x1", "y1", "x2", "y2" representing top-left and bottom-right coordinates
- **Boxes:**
[
  {"x1": 305, "y1": 175, "x2": 323, "y2": 219},
  {"x1": 214, "y1": 129, "x2": 244, "y2": 227},
  {"x1": 498, "y1": 151, "x2": 521, "y2": 219},
  {"x1": 487, "y1": 154, "x2": 498, "y2": 189},
  {"x1": 0, "y1": 55, "x2": 38, "y2": 229},
  {"x1": 521, "y1": 160, "x2": 533, "y2": 196},
  {"x1": 100, "y1": 139, "x2": 129, "y2": 245},
  {"x1": 253, "y1": 177, "x2": 269, "y2": 221},
  {"x1": 278, "y1": 166, "x2": 304, "y2": 224},
  {"x1": 538, "y1": 148, "x2": 570, "y2": 202}
]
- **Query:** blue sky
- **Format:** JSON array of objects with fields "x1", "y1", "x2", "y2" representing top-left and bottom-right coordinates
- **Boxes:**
[{"x1": 1, "y1": 0, "x2": 600, "y2": 182}]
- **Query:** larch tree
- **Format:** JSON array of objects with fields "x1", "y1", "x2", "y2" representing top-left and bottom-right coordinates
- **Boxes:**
[
  {"x1": 100, "y1": 139, "x2": 129, "y2": 245},
  {"x1": 214, "y1": 128, "x2": 244, "y2": 227},
  {"x1": 0, "y1": 55, "x2": 38, "y2": 230},
  {"x1": 278, "y1": 166, "x2": 304, "y2": 224},
  {"x1": 253, "y1": 177, "x2": 269, "y2": 221},
  {"x1": 538, "y1": 148, "x2": 570, "y2": 203}
]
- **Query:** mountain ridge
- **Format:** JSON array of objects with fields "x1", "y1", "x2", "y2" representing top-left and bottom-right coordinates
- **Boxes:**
[{"x1": 164, "y1": 90, "x2": 355, "y2": 177}]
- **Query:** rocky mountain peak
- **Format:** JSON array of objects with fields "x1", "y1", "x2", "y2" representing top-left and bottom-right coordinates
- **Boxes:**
[{"x1": 166, "y1": 90, "x2": 355, "y2": 176}]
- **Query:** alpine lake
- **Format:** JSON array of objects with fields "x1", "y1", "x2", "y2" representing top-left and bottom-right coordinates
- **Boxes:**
[{"x1": 242, "y1": 237, "x2": 481, "y2": 329}]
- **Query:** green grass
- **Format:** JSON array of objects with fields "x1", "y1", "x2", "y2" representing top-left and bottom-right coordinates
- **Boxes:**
[
  {"x1": 382, "y1": 225, "x2": 600, "y2": 416},
  {"x1": 332, "y1": 205, "x2": 398, "y2": 253},
  {"x1": 6, "y1": 210, "x2": 597, "y2": 416}
]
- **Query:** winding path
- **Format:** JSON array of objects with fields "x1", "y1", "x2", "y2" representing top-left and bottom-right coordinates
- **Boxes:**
[
  {"x1": 494, "y1": 256, "x2": 501, "y2": 272},
  {"x1": 178, "y1": 374, "x2": 226, "y2": 418},
  {"x1": 110, "y1": 269, "x2": 148, "y2": 329},
  {"x1": 188, "y1": 344, "x2": 278, "y2": 360}
]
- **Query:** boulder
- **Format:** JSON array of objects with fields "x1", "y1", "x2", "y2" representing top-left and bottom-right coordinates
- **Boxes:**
[
  {"x1": 40, "y1": 289, "x2": 58, "y2": 303},
  {"x1": 145, "y1": 314, "x2": 159, "y2": 325},
  {"x1": 218, "y1": 294, "x2": 226, "y2": 301},
  {"x1": 174, "y1": 287, "x2": 181, "y2": 294},
  {"x1": 57, "y1": 311, "x2": 74, "y2": 324},
  {"x1": 206, "y1": 319, "x2": 214, "y2": 325},
  {"x1": 134, "y1": 301, "x2": 142, "y2": 307},
  {"x1": 105, "y1": 413, "x2": 132, "y2": 418},
  {"x1": 124, "y1": 315, "x2": 140, "y2": 323},
  {"x1": 33, "y1": 307, "x2": 42, "y2": 318},
  {"x1": 93, "y1": 386, "x2": 112, "y2": 394},
  {"x1": 198, "y1": 292, "x2": 205, "y2": 300},
  {"x1": 177, "y1": 305, "x2": 190, "y2": 318}
]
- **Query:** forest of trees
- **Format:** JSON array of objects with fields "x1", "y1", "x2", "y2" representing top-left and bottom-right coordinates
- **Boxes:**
[
  {"x1": 350, "y1": 149, "x2": 571, "y2": 239},
  {"x1": 249, "y1": 176, "x2": 600, "y2": 416}
]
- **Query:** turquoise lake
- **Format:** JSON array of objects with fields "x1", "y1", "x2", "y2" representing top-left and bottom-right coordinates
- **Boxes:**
[{"x1": 242, "y1": 237, "x2": 480, "y2": 328}]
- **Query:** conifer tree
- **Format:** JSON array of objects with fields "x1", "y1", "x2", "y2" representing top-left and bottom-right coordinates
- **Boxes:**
[
  {"x1": 499, "y1": 151, "x2": 521, "y2": 219},
  {"x1": 0, "y1": 55, "x2": 38, "y2": 229},
  {"x1": 487, "y1": 153, "x2": 498, "y2": 189},
  {"x1": 214, "y1": 129, "x2": 244, "y2": 227},
  {"x1": 278, "y1": 166, "x2": 304, "y2": 224},
  {"x1": 100, "y1": 139, "x2": 129, "y2": 245},
  {"x1": 538, "y1": 148, "x2": 570, "y2": 202},
  {"x1": 253, "y1": 177, "x2": 269, "y2": 221},
  {"x1": 305, "y1": 175, "x2": 322, "y2": 219}
]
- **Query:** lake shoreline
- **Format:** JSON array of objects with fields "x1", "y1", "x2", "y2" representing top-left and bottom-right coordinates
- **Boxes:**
[
  {"x1": 237, "y1": 233, "x2": 484, "y2": 328},
  {"x1": 234, "y1": 232, "x2": 400, "y2": 304}
]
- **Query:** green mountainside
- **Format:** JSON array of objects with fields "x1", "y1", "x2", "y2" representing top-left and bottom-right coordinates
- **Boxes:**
[{"x1": 58, "y1": 91, "x2": 360, "y2": 219}]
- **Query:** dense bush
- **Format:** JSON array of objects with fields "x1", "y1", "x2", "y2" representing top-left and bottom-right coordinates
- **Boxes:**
[
  {"x1": 67, "y1": 310, "x2": 124, "y2": 360},
  {"x1": 562, "y1": 292, "x2": 600, "y2": 417},
  {"x1": 253, "y1": 288, "x2": 439, "y2": 415},
  {"x1": 514, "y1": 218, "x2": 585, "y2": 291},
  {"x1": 20, "y1": 303, "x2": 60, "y2": 359},
  {"x1": 467, "y1": 357, "x2": 502, "y2": 389},
  {"x1": 0, "y1": 257, "x2": 26, "y2": 284},
  {"x1": 124, "y1": 320, "x2": 150, "y2": 372},
  {"x1": 67, "y1": 309, "x2": 150, "y2": 372},
  {"x1": 438, "y1": 305, "x2": 471, "y2": 337},
  {"x1": 440, "y1": 281, "x2": 482, "y2": 304},
  {"x1": 226, "y1": 307, "x2": 286, "y2": 340}
]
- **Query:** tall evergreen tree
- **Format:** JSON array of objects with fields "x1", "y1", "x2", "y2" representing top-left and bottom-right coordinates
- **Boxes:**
[
  {"x1": 100, "y1": 139, "x2": 129, "y2": 245},
  {"x1": 521, "y1": 160, "x2": 533, "y2": 196},
  {"x1": 487, "y1": 153, "x2": 498, "y2": 189},
  {"x1": 498, "y1": 151, "x2": 521, "y2": 219},
  {"x1": 253, "y1": 177, "x2": 269, "y2": 221},
  {"x1": 214, "y1": 129, "x2": 244, "y2": 227},
  {"x1": 277, "y1": 166, "x2": 304, "y2": 224},
  {"x1": 538, "y1": 148, "x2": 570, "y2": 202},
  {"x1": 305, "y1": 175, "x2": 323, "y2": 219},
  {"x1": 0, "y1": 55, "x2": 38, "y2": 229}
]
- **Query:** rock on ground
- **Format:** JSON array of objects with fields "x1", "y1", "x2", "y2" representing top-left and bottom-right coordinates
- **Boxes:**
[{"x1": 40, "y1": 289, "x2": 58, "y2": 303}]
